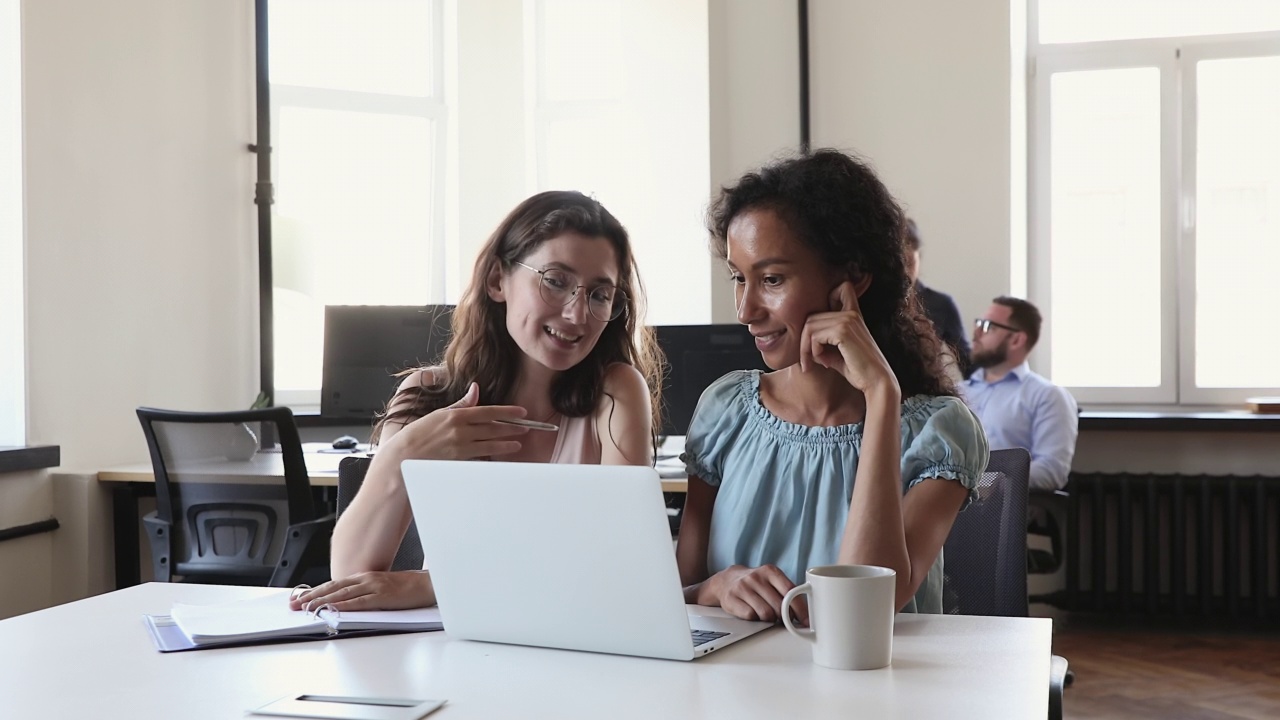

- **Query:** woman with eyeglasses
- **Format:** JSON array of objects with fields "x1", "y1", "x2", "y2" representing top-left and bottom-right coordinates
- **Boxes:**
[
  {"x1": 292, "y1": 190, "x2": 663, "y2": 612},
  {"x1": 676, "y1": 150, "x2": 989, "y2": 621}
]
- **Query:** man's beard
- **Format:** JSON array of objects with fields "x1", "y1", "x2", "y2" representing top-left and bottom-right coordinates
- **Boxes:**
[{"x1": 970, "y1": 338, "x2": 1010, "y2": 370}]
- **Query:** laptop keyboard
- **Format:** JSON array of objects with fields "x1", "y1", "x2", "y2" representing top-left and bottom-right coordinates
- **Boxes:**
[{"x1": 690, "y1": 630, "x2": 730, "y2": 647}]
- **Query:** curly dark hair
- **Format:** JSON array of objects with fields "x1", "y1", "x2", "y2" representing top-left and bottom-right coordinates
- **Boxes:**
[
  {"x1": 373, "y1": 191, "x2": 665, "y2": 447},
  {"x1": 706, "y1": 149, "x2": 956, "y2": 399}
]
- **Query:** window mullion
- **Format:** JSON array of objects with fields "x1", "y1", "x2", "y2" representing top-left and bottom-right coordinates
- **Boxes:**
[{"x1": 1175, "y1": 46, "x2": 1195, "y2": 406}]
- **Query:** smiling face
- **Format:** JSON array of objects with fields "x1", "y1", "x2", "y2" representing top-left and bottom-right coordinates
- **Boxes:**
[
  {"x1": 488, "y1": 232, "x2": 620, "y2": 373},
  {"x1": 727, "y1": 208, "x2": 843, "y2": 370}
]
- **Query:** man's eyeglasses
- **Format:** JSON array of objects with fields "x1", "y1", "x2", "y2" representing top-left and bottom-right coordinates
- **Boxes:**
[
  {"x1": 974, "y1": 318, "x2": 1021, "y2": 334},
  {"x1": 514, "y1": 262, "x2": 628, "y2": 322}
]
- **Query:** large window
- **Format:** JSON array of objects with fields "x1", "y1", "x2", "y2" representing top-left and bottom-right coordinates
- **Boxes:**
[
  {"x1": 0, "y1": 0, "x2": 23, "y2": 445},
  {"x1": 268, "y1": 0, "x2": 447, "y2": 405},
  {"x1": 1030, "y1": 1, "x2": 1280, "y2": 404},
  {"x1": 265, "y1": 0, "x2": 711, "y2": 408},
  {"x1": 526, "y1": 0, "x2": 711, "y2": 327}
]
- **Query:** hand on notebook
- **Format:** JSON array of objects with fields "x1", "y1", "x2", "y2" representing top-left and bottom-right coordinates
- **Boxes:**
[
  {"x1": 384, "y1": 382, "x2": 531, "y2": 461},
  {"x1": 288, "y1": 570, "x2": 437, "y2": 612},
  {"x1": 702, "y1": 564, "x2": 808, "y2": 626}
]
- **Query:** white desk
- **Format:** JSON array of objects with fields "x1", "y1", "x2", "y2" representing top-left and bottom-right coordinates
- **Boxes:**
[
  {"x1": 98, "y1": 451, "x2": 689, "y2": 589},
  {"x1": 96, "y1": 444, "x2": 366, "y2": 485},
  {"x1": 98, "y1": 446, "x2": 689, "y2": 493},
  {"x1": 96, "y1": 448, "x2": 356, "y2": 589},
  {"x1": 0, "y1": 583, "x2": 1052, "y2": 719}
]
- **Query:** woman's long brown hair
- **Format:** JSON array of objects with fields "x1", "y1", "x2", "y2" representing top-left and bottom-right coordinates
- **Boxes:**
[{"x1": 372, "y1": 191, "x2": 663, "y2": 451}]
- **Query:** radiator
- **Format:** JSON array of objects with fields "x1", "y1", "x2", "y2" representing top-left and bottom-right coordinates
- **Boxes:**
[{"x1": 1065, "y1": 472, "x2": 1280, "y2": 620}]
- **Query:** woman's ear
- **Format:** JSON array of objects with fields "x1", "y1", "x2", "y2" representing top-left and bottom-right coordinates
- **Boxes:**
[
  {"x1": 485, "y1": 263, "x2": 506, "y2": 303},
  {"x1": 850, "y1": 272, "x2": 873, "y2": 297}
]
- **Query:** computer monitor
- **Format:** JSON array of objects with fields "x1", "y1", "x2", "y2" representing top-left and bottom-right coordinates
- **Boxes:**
[
  {"x1": 321, "y1": 305, "x2": 454, "y2": 420},
  {"x1": 653, "y1": 324, "x2": 769, "y2": 437}
]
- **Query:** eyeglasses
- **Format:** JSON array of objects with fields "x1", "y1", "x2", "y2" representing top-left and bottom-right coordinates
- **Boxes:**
[
  {"x1": 513, "y1": 261, "x2": 628, "y2": 322},
  {"x1": 974, "y1": 318, "x2": 1021, "y2": 334}
]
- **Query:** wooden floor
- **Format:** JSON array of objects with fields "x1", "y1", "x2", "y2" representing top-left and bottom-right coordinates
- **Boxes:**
[{"x1": 1046, "y1": 610, "x2": 1280, "y2": 719}]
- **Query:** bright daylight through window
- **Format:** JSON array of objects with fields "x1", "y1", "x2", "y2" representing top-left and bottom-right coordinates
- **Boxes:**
[
  {"x1": 1, "y1": 0, "x2": 24, "y2": 444},
  {"x1": 1032, "y1": 0, "x2": 1280, "y2": 404},
  {"x1": 267, "y1": 0, "x2": 710, "y2": 406}
]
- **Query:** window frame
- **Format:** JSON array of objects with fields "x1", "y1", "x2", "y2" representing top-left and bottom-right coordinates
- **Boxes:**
[
  {"x1": 1028, "y1": 3, "x2": 1280, "y2": 406},
  {"x1": 0, "y1": 0, "x2": 24, "y2": 444},
  {"x1": 1177, "y1": 36, "x2": 1280, "y2": 405}
]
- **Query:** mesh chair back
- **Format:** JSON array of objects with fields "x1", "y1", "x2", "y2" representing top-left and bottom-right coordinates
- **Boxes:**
[
  {"x1": 942, "y1": 447, "x2": 1030, "y2": 617},
  {"x1": 337, "y1": 456, "x2": 425, "y2": 572},
  {"x1": 136, "y1": 406, "x2": 326, "y2": 586}
]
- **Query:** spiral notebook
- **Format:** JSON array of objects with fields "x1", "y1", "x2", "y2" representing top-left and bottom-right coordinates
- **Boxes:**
[{"x1": 143, "y1": 589, "x2": 443, "y2": 652}]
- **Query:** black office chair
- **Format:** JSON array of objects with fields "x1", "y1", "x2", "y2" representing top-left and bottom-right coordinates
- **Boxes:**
[
  {"x1": 1027, "y1": 488, "x2": 1070, "y2": 593},
  {"x1": 1027, "y1": 404, "x2": 1080, "y2": 589},
  {"x1": 943, "y1": 448, "x2": 1030, "y2": 616},
  {"x1": 336, "y1": 456, "x2": 424, "y2": 571},
  {"x1": 136, "y1": 407, "x2": 334, "y2": 587},
  {"x1": 942, "y1": 447, "x2": 1071, "y2": 720}
]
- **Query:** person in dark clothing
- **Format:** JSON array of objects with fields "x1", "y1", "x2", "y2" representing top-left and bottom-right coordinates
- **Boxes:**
[{"x1": 903, "y1": 218, "x2": 971, "y2": 376}]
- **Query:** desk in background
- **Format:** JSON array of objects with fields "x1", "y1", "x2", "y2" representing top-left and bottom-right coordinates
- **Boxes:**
[
  {"x1": 98, "y1": 447, "x2": 688, "y2": 589},
  {"x1": 0, "y1": 582, "x2": 1052, "y2": 719}
]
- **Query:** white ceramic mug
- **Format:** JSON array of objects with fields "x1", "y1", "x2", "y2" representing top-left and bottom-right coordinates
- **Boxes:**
[{"x1": 781, "y1": 564, "x2": 896, "y2": 670}]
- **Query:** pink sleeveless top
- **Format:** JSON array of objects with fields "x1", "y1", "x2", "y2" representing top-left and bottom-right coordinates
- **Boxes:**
[{"x1": 549, "y1": 414, "x2": 602, "y2": 464}]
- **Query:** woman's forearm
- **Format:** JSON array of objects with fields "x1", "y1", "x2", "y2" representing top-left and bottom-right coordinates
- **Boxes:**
[
  {"x1": 838, "y1": 384, "x2": 913, "y2": 607},
  {"x1": 330, "y1": 445, "x2": 415, "y2": 577}
]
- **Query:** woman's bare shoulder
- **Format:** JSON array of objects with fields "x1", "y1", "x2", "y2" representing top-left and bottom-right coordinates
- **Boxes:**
[
  {"x1": 396, "y1": 366, "x2": 445, "y2": 393},
  {"x1": 600, "y1": 362, "x2": 646, "y2": 395}
]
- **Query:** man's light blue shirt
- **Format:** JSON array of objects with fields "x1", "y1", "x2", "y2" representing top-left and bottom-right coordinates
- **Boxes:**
[{"x1": 963, "y1": 361, "x2": 1078, "y2": 492}]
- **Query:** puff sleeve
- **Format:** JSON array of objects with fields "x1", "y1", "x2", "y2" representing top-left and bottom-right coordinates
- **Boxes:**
[
  {"x1": 900, "y1": 396, "x2": 989, "y2": 505},
  {"x1": 680, "y1": 371, "x2": 754, "y2": 488}
]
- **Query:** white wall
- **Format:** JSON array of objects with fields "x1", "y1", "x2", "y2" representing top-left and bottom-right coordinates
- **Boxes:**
[
  {"x1": 707, "y1": 0, "x2": 801, "y2": 323},
  {"x1": 19, "y1": 0, "x2": 258, "y2": 606},
  {"x1": 448, "y1": 0, "x2": 528, "y2": 302},
  {"x1": 808, "y1": 0, "x2": 1014, "y2": 326},
  {"x1": 0, "y1": 469, "x2": 53, "y2": 618},
  {"x1": 707, "y1": 0, "x2": 1014, "y2": 326},
  {"x1": 22, "y1": 0, "x2": 259, "y2": 472}
]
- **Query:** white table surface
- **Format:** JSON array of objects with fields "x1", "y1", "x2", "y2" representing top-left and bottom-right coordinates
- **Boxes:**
[
  {"x1": 94, "y1": 444, "x2": 359, "y2": 485},
  {"x1": 0, "y1": 583, "x2": 1051, "y2": 719}
]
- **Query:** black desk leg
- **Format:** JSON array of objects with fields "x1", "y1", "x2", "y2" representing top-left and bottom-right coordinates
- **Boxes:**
[{"x1": 112, "y1": 484, "x2": 143, "y2": 589}]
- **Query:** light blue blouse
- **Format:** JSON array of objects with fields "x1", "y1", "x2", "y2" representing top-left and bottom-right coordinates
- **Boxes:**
[{"x1": 681, "y1": 370, "x2": 989, "y2": 613}]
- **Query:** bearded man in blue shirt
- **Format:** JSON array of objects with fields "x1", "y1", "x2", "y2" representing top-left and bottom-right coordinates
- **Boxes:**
[{"x1": 964, "y1": 296, "x2": 1078, "y2": 492}]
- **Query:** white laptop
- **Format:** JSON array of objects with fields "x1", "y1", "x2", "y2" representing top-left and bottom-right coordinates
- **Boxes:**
[{"x1": 401, "y1": 459, "x2": 772, "y2": 661}]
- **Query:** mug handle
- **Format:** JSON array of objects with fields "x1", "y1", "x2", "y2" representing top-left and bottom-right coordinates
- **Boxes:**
[{"x1": 781, "y1": 583, "x2": 814, "y2": 642}]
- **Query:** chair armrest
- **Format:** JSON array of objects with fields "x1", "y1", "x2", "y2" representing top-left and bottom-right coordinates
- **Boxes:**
[
  {"x1": 141, "y1": 511, "x2": 173, "y2": 583},
  {"x1": 287, "y1": 514, "x2": 337, "y2": 533},
  {"x1": 1049, "y1": 654, "x2": 1070, "y2": 720},
  {"x1": 269, "y1": 514, "x2": 337, "y2": 587}
]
